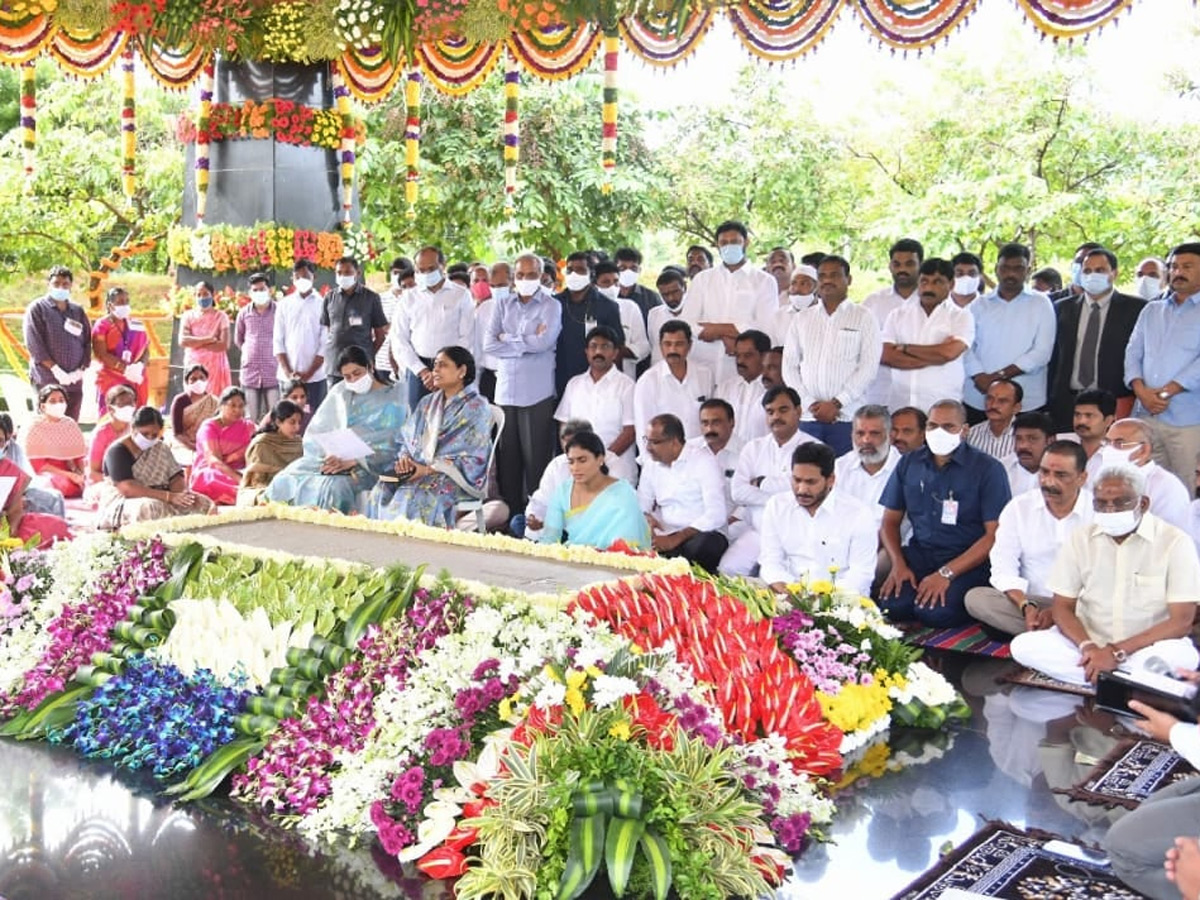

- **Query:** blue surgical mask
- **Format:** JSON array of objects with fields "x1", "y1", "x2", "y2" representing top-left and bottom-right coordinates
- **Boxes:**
[
  {"x1": 48, "y1": 287, "x2": 70, "y2": 302},
  {"x1": 198, "y1": 295, "x2": 214, "y2": 309},
  {"x1": 1079, "y1": 272, "x2": 1111, "y2": 296},
  {"x1": 491, "y1": 286, "x2": 512, "y2": 303},
  {"x1": 1070, "y1": 261, "x2": 1082, "y2": 287},
  {"x1": 719, "y1": 243, "x2": 745, "y2": 266}
]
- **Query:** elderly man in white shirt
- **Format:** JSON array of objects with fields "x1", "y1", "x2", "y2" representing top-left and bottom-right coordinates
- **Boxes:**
[
  {"x1": 647, "y1": 270, "x2": 691, "y2": 367},
  {"x1": 554, "y1": 325, "x2": 636, "y2": 482},
  {"x1": 782, "y1": 255, "x2": 881, "y2": 456},
  {"x1": 966, "y1": 440, "x2": 1093, "y2": 636},
  {"x1": 682, "y1": 220, "x2": 778, "y2": 384},
  {"x1": 721, "y1": 385, "x2": 817, "y2": 576},
  {"x1": 861, "y1": 238, "x2": 924, "y2": 407},
  {"x1": 633, "y1": 320, "x2": 714, "y2": 446},
  {"x1": 834, "y1": 404, "x2": 901, "y2": 528},
  {"x1": 1090, "y1": 417, "x2": 1192, "y2": 534},
  {"x1": 638, "y1": 412, "x2": 729, "y2": 573},
  {"x1": 880, "y1": 257, "x2": 975, "y2": 412},
  {"x1": 760, "y1": 441, "x2": 878, "y2": 597},
  {"x1": 773, "y1": 264, "x2": 818, "y2": 345},
  {"x1": 715, "y1": 329, "x2": 770, "y2": 444},
  {"x1": 1010, "y1": 463, "x2": 1200, "y2": 686},
  {"x1": 391, "y1": 245, "x2": 476, "y2": 409}
]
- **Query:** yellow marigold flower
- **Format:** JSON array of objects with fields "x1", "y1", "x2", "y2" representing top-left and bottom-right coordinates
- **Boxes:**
[
  {"x1": 810, "y1": 579, "x2": 835, "y2": 595},
  {"x1": 542, "y1": 664, "x2": 560, "y2": 683},
  {"x1": 585, "y1": 665, "x2": 603, "y2": 679},
  {"x1": 565, "y1": 687, "x2": 585, "y2": 716},
  {"x1": 565, "y1": 669, "x2": 587, "y2": 692},
  {"x1": 608, "y1": 720, "x2": 631, "y2": 741}
]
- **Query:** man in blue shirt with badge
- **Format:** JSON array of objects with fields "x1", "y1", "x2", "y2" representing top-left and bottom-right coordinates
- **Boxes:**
[{"x1": 878, "y1": 398, "x2": 1012, "y2": 627}]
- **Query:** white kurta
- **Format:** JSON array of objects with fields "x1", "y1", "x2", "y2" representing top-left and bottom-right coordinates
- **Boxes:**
[
  {"x1": 759, "y1": 489, "x2": 879, "y2": 596},
  {"x1": 730, "y1": 429, "x2": 817, "y2": 531},
  {"x1": 714, "y1": 374, "x2": 769, "y2": 444},
  {"x1": 554, "y1": 367, "x2": 637, "y2": 479},
  {"x1": 880, "y1": 297, "x2": 975, "y2": 412},
  {"x1": 782, "y1": 300, "x2": 881, "y2": 421},
  {"x1": 632, "y1": 359, "x2": 715, "y2": 446},
  {"x1": 684, "y1": 264, "x2": 778, "y2": 384}
]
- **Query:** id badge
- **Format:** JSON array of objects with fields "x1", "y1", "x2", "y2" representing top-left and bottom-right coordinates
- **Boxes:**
[
  {"x1": 585, "y1": 316, "x2": 598, "y2": 333},
  {"x1": 941, "y1": 499, "x2": 959, "y2": 525},
  {"x1": 63, "y1": 319, "x2": 83, "y2": 337},
  {"x1": 122, "y1": 350, "x2": 132, "y2": 363},
  {"x1": 348, "y1": 314, "x2": 364, "y2": 328}
]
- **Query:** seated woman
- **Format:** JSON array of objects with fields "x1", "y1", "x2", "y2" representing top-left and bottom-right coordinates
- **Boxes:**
[
  {"x1": 0, "y1": 454, "x2": 71, "y2": 549},
  {"x1": 266, "y1": 346, "x2": 406, "y2": 514},
  {"x1": 190, "y1": 386, "x2": 254, "y2": 506},
  {"x1": 0, "y1": 413, "x2": 63, "y2": 518},
  {"x1": 366, "y1": 346, "x2": 492, "y2": 528},
  {"x1": 538, "y1": 431, "x2": 650, "y2": 551},
  {"x1": 86, "y1": 384, "x2": 137, "y2": 500},
  {"x1": 239, "y1": 400, "x2": 305, "y2": 503},
  {"x1": 260, "y1": 380, "x2": 313, "y2": 436},
  {"x1": 169, "y1": 365, "x2": 219, "y2": 457},
  {"x1": 23, "y1": 384, "x2": 86, "y2": 499},
  {"x1": 91, "y1": 285, "x2": 149, "y2": 414},
  {"x1": 97, "y1": 406, "x2": 214, "y2": 530}
]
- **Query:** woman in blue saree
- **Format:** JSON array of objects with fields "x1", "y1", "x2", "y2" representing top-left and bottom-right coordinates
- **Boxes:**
[
  {"x1": 366, "y1": 346, "x2": 492, "y2": 528},
  {"x1": 538, "y1": 431, "x2": 650, "y2": 551},
  {"x1": 265, "y1": 346, "x2": 406, "y2": 514}
]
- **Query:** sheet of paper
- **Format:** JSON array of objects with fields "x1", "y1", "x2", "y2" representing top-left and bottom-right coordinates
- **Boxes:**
[
  {"x1": 0, "y1": 476, "x2": 16, "y2": 510},
  {"x1": 311, "y1": 428, "x2": 374, "y2": 461}
]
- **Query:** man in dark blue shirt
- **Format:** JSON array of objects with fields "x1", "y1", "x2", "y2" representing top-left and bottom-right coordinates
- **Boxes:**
[{"x1": 878, "y1": 399, "x2": 1011, "y2": 627}]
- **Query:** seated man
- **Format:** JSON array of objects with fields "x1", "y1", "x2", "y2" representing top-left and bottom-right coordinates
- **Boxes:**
[
  {"x1": 889, "y1": 406, "x2": 927, "y2": 455},
  {"x1": 1010, "y1": 464, "x2": 1199, "y2": 685},
  {"x1": 878, "y1": 399, "x2": 1011, "y2": 627},
  {"x1": 834, "y1": 404, "x2": 901, "y2": 527},
  {"x1": 1002, "y1": 411, "x2": 1055, "y2": 497},
  {"x1": 721, "y1": 386, "x2": 816, "y2": 576},
  {"x1": 686, "y1": 398, "x2": 745, "y2": 539},
  {"x1": 637, "y1": 413, "x2": 728, "y2": 573},
  {"x1": 760, "y1": 441, "x2": 878, "y2": 597},
  {"x1": 1092, "y1": 417, "x2": 1191, "y2": 533},
  {"x1": 965, "y1": 440, "x2": 1092, "y2": 636}
]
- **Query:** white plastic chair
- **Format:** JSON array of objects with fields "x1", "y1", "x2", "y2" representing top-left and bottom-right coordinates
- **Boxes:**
[
  {"x1": 0, "y1": 373, "x2": 38, "y2": 436},
  {"x1": 448, "y1": 403, "x2": 505, "y2": 533}
]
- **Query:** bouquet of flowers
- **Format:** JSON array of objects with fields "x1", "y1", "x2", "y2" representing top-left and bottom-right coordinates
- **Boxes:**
[{"x1": 0, "y1": 545, "x2": 50, "y2": 638}]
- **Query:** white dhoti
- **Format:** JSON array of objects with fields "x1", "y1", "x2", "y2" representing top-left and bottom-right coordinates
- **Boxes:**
[{"x1": 1010, "y1": 625, "x2": 1199, "y2": 686}]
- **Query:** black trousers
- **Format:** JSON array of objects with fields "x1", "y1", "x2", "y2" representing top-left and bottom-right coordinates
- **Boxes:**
[
  {"x1": 497, "y1": 395, "x2": 557, "y2": 513},
  {"x1": 661, "y1": 531, "x2": 729, "y2": 575}
]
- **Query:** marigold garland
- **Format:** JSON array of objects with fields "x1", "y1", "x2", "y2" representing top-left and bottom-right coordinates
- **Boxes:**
[
  {"x1": 600, "y1": 29, "x2": 617, "y2": 193},
  {"x1": 119, "y1": 45, "x2": 136, "y2": 199},
  {"x1": 19, "y1": 61, "x2": 35, "y2": 183},
  {"x1": 331, "y1": 66, "x2": 357, "y2": 224},
  {"x1": 403, "y1": 67, "x2": 421, "y2": 220},
  {"x1": 194, "y1": 60, "x2": 213, "y2": 222},
  {"x1": 174, "y1": 98, "x2": 363, "y2": 151},
  {"x1": 502, "y1": 49, "x2": 519, "y2": 216},
  {"x1": 166, "y1": 222, "x2": 377, "y2": 275}
]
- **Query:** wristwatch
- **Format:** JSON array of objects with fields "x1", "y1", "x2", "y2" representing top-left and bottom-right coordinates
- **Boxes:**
[
  {"x1": 1159, "y1": 390, "x2": 1171, "y2": 400},
  {"x1": 937, "y1": 566, "x2": 955, "y2": 581},
  {"x1": 1020, "y1": 599, "x2": 1038, "y2": 614}
]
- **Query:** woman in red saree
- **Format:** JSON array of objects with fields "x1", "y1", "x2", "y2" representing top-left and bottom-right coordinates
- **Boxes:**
[
  {"x1": 190, "y1": 387, "x2": 254, "y2": 506},
  {"x1": 23, "y1": 385, "x2": 86, "y2": 499},
  {"x1": 0, "y1": 457, "x2": 71, "y2": 549},
  {"x1": 91, "y1": 286, "x2": 150, "y2": 413}
]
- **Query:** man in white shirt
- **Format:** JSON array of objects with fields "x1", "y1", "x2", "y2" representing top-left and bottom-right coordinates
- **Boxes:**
[
  {"x1": 1002, "y1": 411, "x2": 1055, "y2": 496},
  {"x1": 273, "y1": 258, "x2": 330, "y2": 410},
  {"x1": 688, "y1": 398, "x2": 745, "y2": 524},
  {"x1": 474, "y1": 261, "x2": 511, "y2": 402},
  {"x1": 834, "y1": 404, "x2": 901, "y2": 529},
  {"x1": 647, "y1": 269, "x2": 691, "y2": 366},
  {"x1": 594, "y1": 261, "x2": 651, "y2": 381},
  {"x1": 554, "y1": 326, "x2": 636, "y2": 482},
  {"x1": 861, "y1": 237, "x2": 924, "y2": 407},
  {"x1": 880, "y1": 257, "x2": 975, "y2": 413},
  {"x1": 683, "y1": 220, "x2": 778, "y2": 384},
  {"x1": 760, "y1": 441, "x2": 878, "y2": 597},
  {"x1": 773, "y1": 264, "x2": 818, "y2": 345},
  {"x1": 966, "y1": 441, "x2": 1093, "y2": 636},
  {"x1": 721, "y1": 385, "x2": 817, "y2": 575},
  {"x1": 391, "y1": 245, "x2": 476, "y2": 409},
  {"x1": 715, "y1": 329, "x2": 770, "y2": 444},
  {"x1": 377, "y1": 256, "x2": 413, "y2": 378},
  {"x1": 782, "y1": 255, "x2": 881, "y2": 455},
  {"x1": 633, "y1": 320, "x2": 714, "y2": 446},
  {"x1": 1010, "y1": 464, "x2": 1200, "y2": 685},
  {"x1": 950, "y1": 251, "x2": 984, "y2": 308},
  {"x1": 1091, "y1": 417, "x2": 1192, "y2": 533},
  {"x1": 638, "y1": 413, "x2": 729, "y2": 573},
  {"x1": 966, "y1": 378, "x2": 1022, "y2": 461},
  {"x1": 766, "y1": 246, "x2": 794, "y2": 299}
]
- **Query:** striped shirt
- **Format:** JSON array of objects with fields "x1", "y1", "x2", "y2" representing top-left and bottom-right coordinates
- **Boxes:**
[
  {"x1": 781, "y1": 299, "x2": 881, "y2": 422},
  {"x1": 966, "y1": 420, "x2": 1015, "y2": 461}
]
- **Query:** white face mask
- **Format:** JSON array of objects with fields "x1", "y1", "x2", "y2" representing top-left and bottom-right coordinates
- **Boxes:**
[
  {"x1": 925, "y1": 427, "x2": 961, "y2": 456},
  {"x1": 491, "y1": 286, "x2": 512, "y2": 303},
  {"x1": 1099, "y1": 446, "x2": 1141, "y2": 469},
  {"x1": 48, "y1": 287, "x2": 70, "y2": 302},
  {"x1": 416, "y1": 269, "x2": 444, "y2": 290},
  {"x1": 132, "y1": 432, "x2": 158, "y2": 451},
  {"x1": 188, "y1": 379, "x2": 209, "y2": 395},
  {"x1": 336, "y1": 274, "x2": 357, "y2": 291},
  {"x1": 515, "y1": 278, "x2": 540, "y2": 298},
  {"x1": 1094, "y1": 508, "x2": 1141, "y2": 537},
  {"x1": 1079, "y1": 272, "x2": 1111, "y2": 296},
  {"x1": 788, "y1": 292, "x2": 815, "y2": 310},
  {"x1": 293, "y1": 277, "x2": 314, "y2": 295},
  {"x1": 111, "y1": 404, "x2": 135, "y2": 424},
  {"x1": 597, "y1": 284, "x2": 620, "y2": 301},
  {"x1": 1135, "y1": 275, "x2": 1162, "y2": 300},
  {"x1": 112, "y1": 304, "x2": 132, "y2": 319},
  {"x1": 953, "y1": 275, "x2": 980, "y2": 296},
  {"x1": 617, "y1": 269, "x2": 639, "y2": 288},
  {"x1": 250, "y1": 290, "x2": 271, "y2": 307},
  {"x1": 390, "y1": 274, "x2": 402, "y2": 290},
  {"x1": 564, "y1": 271, "x2": 591, "y2": 292},
  {"x1": 44, "y1": 402, "x2": 67, "y2": 419},
  {"x1": 344, "y1": 374, "x2": 373, "y2": 395}
]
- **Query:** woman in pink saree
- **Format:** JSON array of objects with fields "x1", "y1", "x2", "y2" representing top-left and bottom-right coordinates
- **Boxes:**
[
  {"x1": 91, "y1": 286, "x2": 150, "y2": 413},
  {"x1": 190, "y1": 386, "x2": 254, "y2": 506},
  {"x1": 0, "y1": 457, "x2": 71, "y2": 549},
  {"x1": 179, "y1": 281, "x2": 232, "y2": 396}
]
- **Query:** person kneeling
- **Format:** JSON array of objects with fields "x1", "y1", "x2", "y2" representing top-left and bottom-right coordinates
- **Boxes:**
[{"x1": 1010, "y1": 464, "x2": 1199, "y2": 686}]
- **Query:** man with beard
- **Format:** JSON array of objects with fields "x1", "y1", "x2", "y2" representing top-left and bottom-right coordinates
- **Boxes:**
[
  {"x1": 965, "y1": 440, "x2": 1092, "y2": 636},
  {"x1": 861, "y1": 238, "x2": 924, "y2": 407},
  {"x1": 760, "y1": 441, "x2": 877, "y2": 597},
  {"x1": 648, "y1": 269, "x2": 690, "y2": 366},
  {"x1": 1088, "y1": 417, "x2": 1191, "y2": 533},
  {"x1": 766, "y1": 246, "x2": 794, "y2": 299},
  {"x1": 633, "y1": 320, "x2": 714, "y2": 446},
  {"x1": 721, "y1": 385, "x2": 818, "y2": 575},
  {"x1": 1003, "y1": 411, "x2": 1055, "y2": 496},
  {"x1": 834, "y1": 405, "x2": 902, "y2": 529},
  {"x1": 554, "y1": 326, "x2": 637, "y2": 482},
  {"x1": 685, "y1": 245, "x2": 713, "y2": 279},
  {"x1": 889, "y1": 406, "x2": 927, "y2": 454},
  {"x1": 715, "y1": 329, "x2": 770, "y2": 443},
  {"x1": 762, "y1": 346, "x2": 784, "y2": 389}
]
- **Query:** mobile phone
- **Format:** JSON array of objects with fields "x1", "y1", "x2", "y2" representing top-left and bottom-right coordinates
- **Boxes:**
[{"x1": 1096, "y1": 670, "x2": 1200, "y2": 723}]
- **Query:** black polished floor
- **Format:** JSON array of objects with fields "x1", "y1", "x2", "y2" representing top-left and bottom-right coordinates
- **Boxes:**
[{"x1": 0, "y1": 650, "x2": 1144, "y2": 900}]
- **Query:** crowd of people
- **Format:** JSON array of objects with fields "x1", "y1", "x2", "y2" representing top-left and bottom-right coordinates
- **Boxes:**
[{"x1": 7, "y1": 225, "x2": 1200, "y2": 896}]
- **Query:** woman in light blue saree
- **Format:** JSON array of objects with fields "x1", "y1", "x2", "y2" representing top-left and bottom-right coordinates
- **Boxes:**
[
  {"x1": 365, "y1": 346, "x2": 492, "y2": 528},
  {"x1": 265, "y1": 346, "x2": 406, "y2": 514},
  {"x1": 538, "y1": 431, "x2": 650, "y2": 551}
]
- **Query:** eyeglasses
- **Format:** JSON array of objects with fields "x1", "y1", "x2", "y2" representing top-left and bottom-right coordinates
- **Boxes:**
[
  {"x1": 642, "y1": 436, "x2": 671, "y2": 446},
  {"x1": 1093, "y1": 497, "x2": 1140, "y2": 513},
  {"x1": 1101, "y1": 438, "x2": 1145, "y2": 450}
]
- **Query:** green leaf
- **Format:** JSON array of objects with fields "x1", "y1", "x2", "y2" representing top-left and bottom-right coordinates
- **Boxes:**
[
  {"x1": 5, "y1": 683, "x2": 94, "y2": 740},
  {"x1": 165, "y1": 737, "x2": 266, "y2": 801},
  {"x1": 639, "y1": 829, "x2": 673, "y2": 900},
  {"x1": 557, "y1": 812, "x2": 607, "y2": 900},
  {"x1": 604, "y1": 817, "x2": 646, "y2": 897}
]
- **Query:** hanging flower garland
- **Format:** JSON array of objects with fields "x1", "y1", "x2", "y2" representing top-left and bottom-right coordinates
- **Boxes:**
[
  {"x1": 331, "y1": 65, "x2": 356, "y2": 225},
  {"x1": 502, "y1": 49, "x2": 519, "y2": 216},
  {"x1": 120, "y1": 45, "x2": 137, "y2": 199},
  {"x1": 19, "y1": 60, "x2": 34, "y2": 183},
  {"x1": 174, "y1": 99, "x2": 359, "y2": 150},
  {"x1": 166, "y1": 222, "x2": 376, "y2": 276},
  {"x1": 600, "y1": 29, "x2": 618, "y2": 193},
  {"x1": 194, "y1": 60, "x2": 214, "y2": 222},
  {"x1": 403, "y1": 67, "x2": 421, "y2": 220}
]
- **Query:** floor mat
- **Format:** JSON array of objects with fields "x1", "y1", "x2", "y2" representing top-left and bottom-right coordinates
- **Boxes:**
[
  {"x1": 1059, "y1": 738, "x2": 1197, "y2": 810},
  {"x1": 901, "y1": 623, "x2": 1012, "y2": 659},
  {"x1": 996, "y1": 664, "x2": 1096, "y2": 697}
]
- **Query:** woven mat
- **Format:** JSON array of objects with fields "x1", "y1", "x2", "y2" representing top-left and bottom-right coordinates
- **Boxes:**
[
  {"x1": 1058, "y1": 739, "x2": 1197, "y2": 810},
  {"x1": 890, "y1": 821, "x2": 1147, "y2": 899},
  {"x1": 899, "y1": 623, "x2": 1013, "y2": 659},
  {"x1": 996, "y1": 665, "x2": 1096, "y2": 697}
]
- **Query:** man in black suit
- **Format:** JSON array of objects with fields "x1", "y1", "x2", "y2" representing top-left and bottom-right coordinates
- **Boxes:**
[{"x1": 1047, "y1": 246, "x2": 1146, "y2": 432}]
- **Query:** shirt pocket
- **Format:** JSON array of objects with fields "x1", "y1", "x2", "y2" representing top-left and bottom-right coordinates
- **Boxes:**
[
  {"x1": 1132, "y1": 573, "x2": 1168, "y2": 609},
  {"x1": 835, "y1": 329, "x2": 862, "y2": 359}
]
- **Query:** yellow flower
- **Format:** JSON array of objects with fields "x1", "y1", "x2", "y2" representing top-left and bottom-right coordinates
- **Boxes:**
[
  {"x1": 585, "y1": 665, "x2": 603, "y2": 679},
  {"x1": 543, "y1": 664, "x2": 561, "y2": 684},
  {"x1": 817, "y1": 682, "x2": 893, "y2": 734},
  {"x1": 809, "y1": 579, "x2": 835, "y2": 595},
  {"x1": 498, "y1": 692, "x2": 520, "y2": 723},
  {"x1": 565, "y1": 669, "x2": 587, "y2": 691},
  {"x1": 608, "y1": 719, "x2": 631, "y2": 741}
]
